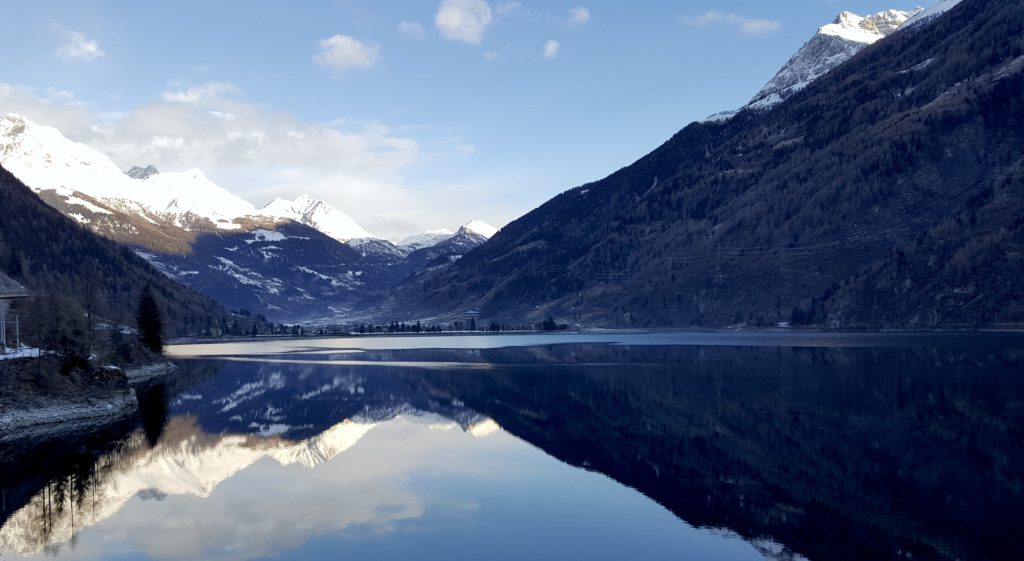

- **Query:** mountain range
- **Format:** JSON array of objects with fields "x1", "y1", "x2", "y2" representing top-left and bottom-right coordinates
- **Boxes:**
[
  {"x1": 0, "y1": 115, "x2": 497, "y2": 321},
  {"x1": 2, "y1": 0, "x2": 1015, "y2": 330},
  {"x1": 393, "y1": 0, "x2": 1024, "y2": 329},
  {"x1": 0, "y1": 164, "x2": 229, "y2": 337}
]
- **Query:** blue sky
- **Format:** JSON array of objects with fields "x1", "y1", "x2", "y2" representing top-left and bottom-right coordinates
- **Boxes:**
[{"x1": 0, "y1": 0, "x2": 917, "y2": 239}]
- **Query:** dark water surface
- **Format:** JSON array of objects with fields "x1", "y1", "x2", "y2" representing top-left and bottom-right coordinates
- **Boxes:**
[{"x1": 2, "y1": 332, "x2": 1023, "y2": 561}]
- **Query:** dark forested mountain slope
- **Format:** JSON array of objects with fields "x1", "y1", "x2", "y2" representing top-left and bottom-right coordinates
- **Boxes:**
[
  {"x1": 0, "y1": 165, "x2": 229, "y2": 336},
  {"x1": 138, "y1": 222, "x2": 422, "y2": 321},
  {"x1": 397, "y1": 0, "x2": 1024, "y2": 328}
]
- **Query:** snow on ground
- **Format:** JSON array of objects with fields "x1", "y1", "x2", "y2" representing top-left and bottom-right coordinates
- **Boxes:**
[
  {"x1": 211, "y1": 256, "x2": 284, "y2": 294},
  {"x1": 398, "y1": 228, "x2": 455, "y2": 250},
  {"x1": 246, "y1": 229, "x2": 287, "y2": 243},
  {"x1": 65, "y1": 195, "x2": 113, "y2": 214},
  {"x1": 296, "y1": 266, "x2": 333, "y2": 281},
  {"x1": 216, "y1": 221, "x2": 242, "y2": 230},
  {"x1": 0, "y1": 346, "x2": 42, "y2": 361}
]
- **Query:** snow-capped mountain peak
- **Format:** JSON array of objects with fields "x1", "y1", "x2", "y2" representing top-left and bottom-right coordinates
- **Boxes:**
[
  {"x1": 702, "y1": 6, "x2": 931, "y2": 122},
  {"x1": 744, "y1": 8, "x2": 919, "y2": 111},
  {"x1": 399, "y1": 221, "x2": 497, "y2": 251},
  {"x1": 461, "y1": 220, "x2": 498, "y2": 239},
  {"x1": 140, "y1": 168, "x2": 257, "y2": 226},
  {"x1": 259, "y1": 195, "x2": 375, "y2": 243},
  {"x1": 1, "y1": 113, "x2": 143, "y2": 202},
  {"x1": 0, "y1": 114, "x2": 256, "y2": 229},
  {"x1": 820, "y1": 10, "x2": 913, "y2": 43}
]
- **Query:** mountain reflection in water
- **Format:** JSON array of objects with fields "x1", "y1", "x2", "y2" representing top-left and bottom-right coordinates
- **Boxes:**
[{"x1": 1, "y1": 334, "x2": 1022, "y2": 561}]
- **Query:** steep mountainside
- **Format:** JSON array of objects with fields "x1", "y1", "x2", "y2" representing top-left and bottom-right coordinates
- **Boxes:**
[
  {"x1": 747, "y1": 9, "x2": 917, "y2": 110},
  {"x1": 397, "y1": 0, "x2": 1024, "y2": 328},
  {"x1": 708, "y1": 8, "x2": 919, "y2": 121},
  {"x1": 0, "y1": 165, "x2": 229, "y2": 336},
  {"x1": 903, "y1": 0, "x2": 964, "y2": 27}
]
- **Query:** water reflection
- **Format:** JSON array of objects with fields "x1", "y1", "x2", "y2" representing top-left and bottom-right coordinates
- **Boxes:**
[{"x1": 2, "y1": 336, "x2": 1022, "y2": 561}]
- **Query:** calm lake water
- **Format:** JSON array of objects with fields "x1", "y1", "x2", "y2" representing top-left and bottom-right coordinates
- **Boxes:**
[{"x1": 2, "y1": 331, "x2": 1023, "y2": 561}]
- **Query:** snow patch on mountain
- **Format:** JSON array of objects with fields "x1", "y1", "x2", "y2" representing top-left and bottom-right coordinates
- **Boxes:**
[
  {"x1": 902, "y1": 0, "x2": 962, "y2": 28},
  {"x1": 65, "y1": 195, "x2": 112, "y2": 214},
  {"x1": 246, "y1": 229, "x2": 288, "y2": 244},
  {"x1": 399, "y1": 228, "x2": 455, "y2": 250}
]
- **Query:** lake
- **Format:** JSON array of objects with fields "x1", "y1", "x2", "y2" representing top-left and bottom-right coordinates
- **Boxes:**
[{"x1": 1, "y1": 331, "x2": 1022, "y2": 561}]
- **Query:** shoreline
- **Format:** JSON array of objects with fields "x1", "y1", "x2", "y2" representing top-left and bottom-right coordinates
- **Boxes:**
[
  {"x1": 167, "y1": 325, "x2": 1024, "y2": 347},
  {"x1": 0, "y1": 361, "x2": 177, "y2": 444}
]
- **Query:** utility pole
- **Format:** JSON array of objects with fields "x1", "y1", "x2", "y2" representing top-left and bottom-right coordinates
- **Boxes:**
[
  {"x1": 14, "y1": 314, "x2": 19, "y2": 349},
  {"x1": 1, "y1": 306, "x2": 7, "y2": 355}
]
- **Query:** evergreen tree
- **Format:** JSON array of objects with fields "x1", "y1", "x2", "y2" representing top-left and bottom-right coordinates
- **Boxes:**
[{"x1": 137, "y1": 287, "x2": 164, "y2": 354}]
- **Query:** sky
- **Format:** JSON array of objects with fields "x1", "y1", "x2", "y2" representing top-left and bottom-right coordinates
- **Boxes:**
[{"x1": 0, "y1": 0, "x2": 921, "y2": 240}]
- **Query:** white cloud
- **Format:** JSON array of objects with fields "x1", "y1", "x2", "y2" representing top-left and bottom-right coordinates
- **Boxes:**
[
  {"x1": 0, "y1": 83, "x2": 95, "y2": 138},
  {"x1": 397, "y1": 21, "x2": 427, "y2": 40},
  {"x1": 162, "y1": 82, "x2": 239, "y2": 104},
  {"x1": 92, "y1": 99, "x2": 417, "y2": 193},
  {"x1": 494, "y1": 1, "x2": 521, "y2": 16},
  {"x1": 435, "y1": 0, "x2": 493, "y2": 44},
  {"x1": 42, "y1": 87, "x2": 76, "y2": 104},
  {"x1": 54, "y1": 26, "x2": 105, "y2": 61},
  {"x1": 314, "y1": 35, "x2": 380, "y2": 71},
  {"x1": 682, "y1": 11, "x2": 782, "y2": 35},
  {"x1": 97, "y1": 110, "x2": 129, "y2": 121},
  {"x1": 543, "y1": 40, "x2": 560, "y2": 59},
  {"x1": 569, "y1": 7, "x2": 590, "y2": 26},
  {"x1": 0, "y1": 80, "x2": 512, "y2": 239}
]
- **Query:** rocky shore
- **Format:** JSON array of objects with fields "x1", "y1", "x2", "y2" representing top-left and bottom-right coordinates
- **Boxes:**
[{"x1": 0, "y1": 360, "x2": 176, "y2": 443}]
